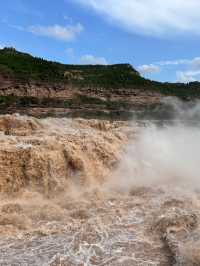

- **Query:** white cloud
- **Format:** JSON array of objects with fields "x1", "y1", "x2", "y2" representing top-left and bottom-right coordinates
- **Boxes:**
[
  {"x1": 65, "y1": 50, "x2": 108, "y2": 65},
  {"x1": 80, "y1": 54, "x2": 108, "y2": 65},
  {"x1": 157, "y1": 59, "x2": 191, "y2": 66},
  {"x1": 75, "y1": 0, "x2": 200, "y2": 37},
  {"x1": 190, "y1": 57, "x2": 200, "y2": 69},
  {"x1": 28, "y1": 23, "x2": 84, "y2": 42},
  {"x1": 177, "y1": 70, "x2": 200, "y2": 83},
  {"x1": 138, "y1": 56, "x2": 200, "y2": 81},
  {"x1": 137, "y1": 64, "x2": 160, "y2": 75},
  {"x1": 157, "y1": 57, "x2": 200, "y2": 67},
  {"x1": 176, "y1": 57, "x2": 200, "y2": 82}
]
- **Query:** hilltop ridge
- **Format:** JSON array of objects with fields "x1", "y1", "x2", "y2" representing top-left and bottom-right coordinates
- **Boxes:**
[
  {"x1": 0, "y1": 47, "x2": 200, "y2": 119},
  {"x1": 0, "y1": 47, "x2": 141, "y2": 86}
]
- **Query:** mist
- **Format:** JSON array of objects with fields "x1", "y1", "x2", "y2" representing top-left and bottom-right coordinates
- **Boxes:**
[{"x1": 109, "y1": 97, "x2": 200, "y2": 191}]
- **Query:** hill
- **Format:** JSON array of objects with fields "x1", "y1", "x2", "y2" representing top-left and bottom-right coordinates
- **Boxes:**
[
  {"x1": 0, "y1": 47, "x2": 200, "y2": 119},
  {"x1": 0, "y1": 47, "x2": 142, "y2": 86}
]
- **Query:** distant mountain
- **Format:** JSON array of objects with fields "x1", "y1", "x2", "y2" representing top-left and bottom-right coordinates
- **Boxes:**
[
  {"x1": 1, "y1": 47, "x2": 200, "y2": 98},
  {"x1": 0, "y1": 47, "x2": 200, "y2": 119},
  {"x1": 0, "y1": 47, "x2": 142, "y2": 86}
]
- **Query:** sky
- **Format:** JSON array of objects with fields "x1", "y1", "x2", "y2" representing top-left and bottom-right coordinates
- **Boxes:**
[{"x1": 1, "y1": 0, "x2": 200, "y2": 83}]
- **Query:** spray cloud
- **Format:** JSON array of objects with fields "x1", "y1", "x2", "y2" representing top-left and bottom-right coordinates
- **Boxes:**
[{"x1": 111, "y1": 97, "x2": 200, "y2": 191}]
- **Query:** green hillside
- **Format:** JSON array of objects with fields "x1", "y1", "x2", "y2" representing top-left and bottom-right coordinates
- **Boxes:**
[
  {"x1": 0, "y1": 47, "x2": 144, "y2": 87},
  {"x1": 1, "y1": 47, "x2": 200, "y2": 100}
]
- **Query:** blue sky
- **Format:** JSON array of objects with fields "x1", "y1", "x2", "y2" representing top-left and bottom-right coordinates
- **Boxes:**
[{"x1": 1, "y1": 0, "x2": 200, "y2": 83}]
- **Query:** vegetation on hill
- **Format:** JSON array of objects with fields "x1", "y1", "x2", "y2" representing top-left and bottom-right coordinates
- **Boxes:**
[
  {"x1": 1, "y1": 47, "x2": 200, "y2": 100},
  {"x1": 0, "y1": 47, "x2": 142, "y2": 86}
]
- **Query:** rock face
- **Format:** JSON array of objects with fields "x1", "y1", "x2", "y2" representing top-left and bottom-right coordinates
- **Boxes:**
[{"x1": 0, "y1": 80, "x2": 164, "y2": 120}]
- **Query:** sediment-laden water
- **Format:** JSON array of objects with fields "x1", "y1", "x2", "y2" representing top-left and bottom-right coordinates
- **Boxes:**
[{"x1": 0, "y1": 112, "x2": 200, "y2": 265}]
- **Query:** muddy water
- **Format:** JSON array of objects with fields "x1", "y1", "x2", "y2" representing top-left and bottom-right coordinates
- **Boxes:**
[
  {"x1": 0, "y1": 187, "x2": 200, "y2": 265},
  {"x1": 0, "y1": 115, "x2": 200, "y2": 265}
]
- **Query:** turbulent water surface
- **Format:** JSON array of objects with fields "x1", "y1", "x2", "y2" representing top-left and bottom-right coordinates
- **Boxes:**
[{"x1": 0, "y1": 105, "x2": 200, "y2": 265}]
